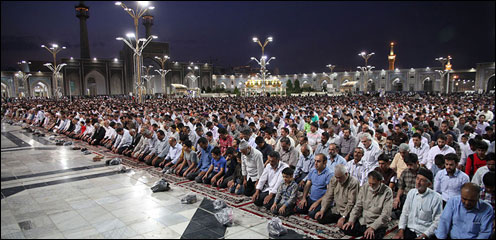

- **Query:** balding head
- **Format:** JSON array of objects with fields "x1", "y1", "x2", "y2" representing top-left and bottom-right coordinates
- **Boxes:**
[{"x1": 461, "y1": 182, "x2": 480, "y2": 210}]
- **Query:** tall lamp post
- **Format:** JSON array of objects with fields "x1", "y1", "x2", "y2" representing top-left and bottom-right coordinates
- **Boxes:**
[
  {"x1": 326, "y1": 64, "x2": 336, "y2": 91},
  {"x1": 115, "y1": 1, "x2": 156, "y2": 104},
  {"x1": 358, "y1": 51, "x2": 375, "y2": 91},
  {"x1": 154, "y1": 55, "x2": 171, "y2": 96},
  {"x1": 357, "y1": 65, "x2": 375, "y2": 92},
  {"x1": 252, "y1": 36, "x2": 274, "y2": 94},
  {"x1": 41, "y1": 44, "x2": 66, "y2": 99},
  {"x1": 14, "y1": 71, "x2": 32, "y2": 98},
  {"x1": 142, "y1": 65, "x2": 154, "y2": 95},
  {"x1": 16, "y1": 61, "x2": 32, "y2": 98},
  {"x1": 187, "y1": 64, "x2": 200, "y2": 97}
]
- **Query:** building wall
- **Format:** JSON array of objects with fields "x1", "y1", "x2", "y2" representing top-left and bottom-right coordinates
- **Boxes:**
[{"x1": 212, "y1": 64, "x2": 494, "y2": 93}]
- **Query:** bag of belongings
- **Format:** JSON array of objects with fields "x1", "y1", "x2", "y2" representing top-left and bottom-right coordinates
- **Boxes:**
[
  {"x1": 82, "y1": 150, "x2": 92, "y2": 155},
  {"x1": 181, "y1": 194, "x2": 197, "y2": 204},
  {"x1": 63, "y1": 141, "x2": 73, "y2": 146},
  {"x1": 150, "y1": 179, "x2": 171, "y2": 192},
  {"x1": 214, "y1": 207, "x2": 234, "y2": 226},
  {"x1": 105, "y1": 158, "x2": 121, "y2": 165},
  {"x1": 267, "y1": 217, "x2": 287, "y2": 237},
  {"x1": 213, "y1": 199, "x2": 227, "y2": 210},
  {"x1": 117, "y1": 166, "x2": 131, "y2": 173}
]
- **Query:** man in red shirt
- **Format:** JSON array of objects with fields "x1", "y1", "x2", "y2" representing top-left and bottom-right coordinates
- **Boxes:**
[
  {"x1": 465, "y1": 140, "x2": 488, "y2": 178},
  {"x1": 218, "y1": 127, "x2": 233, "y2": 156}
]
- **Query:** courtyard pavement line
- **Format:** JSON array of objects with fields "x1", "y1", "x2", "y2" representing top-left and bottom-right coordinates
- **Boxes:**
[
  {"x1": 1, "y1": 132, "x2": 31, "y2": 148},
  {"x1": 1, "y1": 163, "x2": 107, "y2": 182},
  {"x1": 1, "y1": 146, "x2": 58, "y2": 152},
  {"x1": 1, "y1": 167, "x2": 115, "y2": 189},
  {"x1": 1, "y1": 170, "x2": 121, "y2": 199},
  {"x1": 20, "y1": 131, "x2": 52, "y2": 145}
]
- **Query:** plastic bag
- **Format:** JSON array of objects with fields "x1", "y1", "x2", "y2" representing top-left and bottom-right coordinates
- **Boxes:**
[
  {"x1": 106, "y1": 158, "x2": 121, "y2": 166},
  {"x1": 49, "y1": 136, "x2": 56, "y2": 140},
  {"x1": 63, "y1": 141, "x2": 73, "y2": 146},
  {"x1": 118, "y1": 166, "x2": 131, "y2": 173},
  {"x1": 181, "y1": 194, "x2": 197, "y2": 204},
  {"x1": 214, "y1": 207, "x2": 234, "y2": 226},
  {"x1": 151, "y1": 179, "x2": 170, "y2": 192},
  {"x1": 268, "y1": 217, "x2": 287, "y2": 237},
  {"x1": 82, "y1": 150, "x2": 92, "y2": 155},
  {"x1": 213, "y1": 199, "x2": 227, "y2": 210}
]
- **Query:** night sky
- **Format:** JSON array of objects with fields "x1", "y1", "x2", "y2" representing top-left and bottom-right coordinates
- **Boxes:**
[{"x1": 1, "y1": 1, "x2": 494, "y2": 74}]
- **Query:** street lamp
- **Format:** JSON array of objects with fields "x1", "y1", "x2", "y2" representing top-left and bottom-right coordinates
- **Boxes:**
[
  {"x1": 14, "y1": 71, "x2": 32, "y2": 98},
  {"x1": 17, "y1": 61, "x2": 32, "y2": 98},
  {"x1": 154, "y1": 55, "x2": 171, "y2": 95},
  {"x1": 41, "y1": 44, "x2": 66, "y2": 99},
  {"x1": 141, "y1": 65, "x2": 154, "y2": 95},
  {"x1": 251, "y1": 36, "x2": 274, "y2": 94},
  {"x1": 115, "y1": 1, "x2": 156, "y2": 104},
  {"x1": 358, "y1": 51, "x2": 375, "y2": 91},
  {"x1": 187, "y1": 65, "x2": 201, "y2": 97},
  {"x1": 187, "y1": 65, "x2": 200, "y2": 86},
  {"x1": 357, "y1": 65, "x2": 375, "y2": 92},
  {"x1": 326, "y1": 64, "x2": 337, "y2": 90}
]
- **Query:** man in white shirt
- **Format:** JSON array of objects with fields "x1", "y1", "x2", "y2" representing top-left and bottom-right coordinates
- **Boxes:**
[
  {"x1": 359, "y1": 133, "x2": 382, "y2": 173},
  {"x1": 240, "y1": 140, "x2": 265, "y2": 197},
  {"x1": 409, "y1": 133, "x2": 430, "y2": 166},
  {"x1": 146, "y1": 130, "x2": 169, "y2": 167},
  {"x1": 458, "y1": 134, "x2": 473, "y2": 169},
  {"x1": 114, "y1": 128, "x2": 133, "y2": 154},
  {"x1": 395, "y1": 168, "x2": 443, "y2": 239},
  {"x1": 346, "y1": 147, "x2": 368, "y2": 186},
  {"x1": 307, "y1": 122, "x2": 323, "y2": 151},
  {"x1": 160, "y1": 137, "x2": 183, "y2": 171},
  {"x1": 205, "y1": 122, "x2": 219, "y2": 141},
  {"x1": 274, "y1": 127, "x2": 296, "y2": 152},
  {"x1": 424, "y1": 134, "x2": 455, "y2": 170},
  {"x1": 252, "y1": 151, "x2": 289, "y2": 209},
  {"x1": 471, "y1": 153, "x2": 495, "y2": 186}
]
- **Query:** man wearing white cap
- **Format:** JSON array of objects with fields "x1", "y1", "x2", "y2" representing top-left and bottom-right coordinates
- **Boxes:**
[{"x1": 240, "y1": 140, "x2": 265, "y2": 197}]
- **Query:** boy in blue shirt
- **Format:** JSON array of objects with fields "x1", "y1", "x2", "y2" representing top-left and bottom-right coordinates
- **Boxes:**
[{"x1": 202, "y1": 146, "x2": 227, "y2": 186}]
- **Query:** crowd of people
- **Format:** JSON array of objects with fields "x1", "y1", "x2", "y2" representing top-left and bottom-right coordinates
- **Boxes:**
[{"x1": 2, "y1": 92, "x2": 495, "y2": 239}]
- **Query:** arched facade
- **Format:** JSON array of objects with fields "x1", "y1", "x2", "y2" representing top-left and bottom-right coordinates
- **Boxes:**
[
  {"x1": 487, "y1": 75, "x2": 495, "y2": 92},
  {"x1": 30, "y1": 79, "x2": 52, "y2": 97},
  {"x1": 84, "y1": 70, "x2": 106, "y2": 96},
  {"x1": 392, "y1": 78, "x2": 403, "y2": 91},
  {"x1": 423, "y1": 77, "x2": 433, "y2": 92}
]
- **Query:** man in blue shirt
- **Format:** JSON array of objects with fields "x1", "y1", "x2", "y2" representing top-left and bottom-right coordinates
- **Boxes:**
[
  {"x1": 186, "y1": 137, "x2": 213, "y2": 182},
  {"x1": 296, "y1": 153, "x2": 332, "y2": 219},
  {"x1": 327, "y1": 143, "x2": 347, "y2": 177},
  {"x1": 435, "y1": 182, "x2": 494, "y2": 239}
]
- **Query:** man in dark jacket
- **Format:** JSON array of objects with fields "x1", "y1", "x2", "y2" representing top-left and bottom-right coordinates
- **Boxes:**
[{"x1": 90, "y1": 123, "x2": 106, "y2": 146}]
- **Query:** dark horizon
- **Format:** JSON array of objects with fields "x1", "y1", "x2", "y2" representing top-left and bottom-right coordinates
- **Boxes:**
[{"x1": 1, "y1": 1, "x2": 494, "y2": 74}]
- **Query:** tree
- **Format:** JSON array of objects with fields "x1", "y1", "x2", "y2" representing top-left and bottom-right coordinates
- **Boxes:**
[
  {"x1": 233, "y1": 86, "x2": 240, "y2": 96},
  {"x1": 294, "y1": 79, "x2": 301, "y2": 93},
  {"x1": 286, "y1": 79, "x2": 293, "y2": 92}
]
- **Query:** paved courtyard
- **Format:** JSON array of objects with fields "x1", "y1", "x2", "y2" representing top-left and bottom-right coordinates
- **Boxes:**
[{"x1": 1, "y1": 123, "x2": 398, "y2": 239}]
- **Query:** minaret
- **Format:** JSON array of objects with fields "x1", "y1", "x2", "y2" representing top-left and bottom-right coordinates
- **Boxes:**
[
  {"x1": 388, "y1": 42, "x2": 396, "y2": 70},
  {"x1": 445, "y1": 56, "x2": 452, "y2": 70},
  {"x1": 75, "y1": 1, "x2": 90, "y2": 59},
  {"x1": 142, "y1": 13, "x2": 154, "y2": 38}
]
